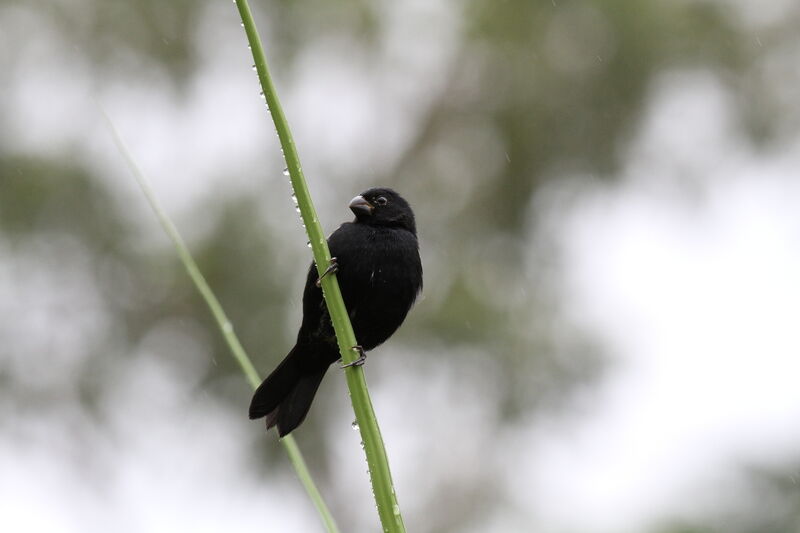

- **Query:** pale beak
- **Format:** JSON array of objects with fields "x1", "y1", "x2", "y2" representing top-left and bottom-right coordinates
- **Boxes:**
[{"x1": 349, "y1": 195, "x2": 374, "y2": 216}]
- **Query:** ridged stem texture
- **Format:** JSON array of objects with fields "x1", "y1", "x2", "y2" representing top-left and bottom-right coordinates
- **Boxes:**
[{"x1": 233, "y1": 1, "x2": 407, "y2": 531}]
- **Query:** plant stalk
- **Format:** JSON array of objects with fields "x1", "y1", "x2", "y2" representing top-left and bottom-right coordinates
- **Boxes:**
[
  {"x1": 233, "y1": 2, "x2": 406, "y2": 531},
  {"x1": 104, "y1": 111, "x2": 341, "y2": 533}
]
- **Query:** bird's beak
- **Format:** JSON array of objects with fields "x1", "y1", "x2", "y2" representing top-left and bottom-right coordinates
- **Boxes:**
[{"x1": 349, "y1": 195, "x2": 374, "y2": 216}]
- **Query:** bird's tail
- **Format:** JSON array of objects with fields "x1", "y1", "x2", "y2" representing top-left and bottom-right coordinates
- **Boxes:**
[{"x1": 249, "y1": 345, "x2": 331, "y2": 437}]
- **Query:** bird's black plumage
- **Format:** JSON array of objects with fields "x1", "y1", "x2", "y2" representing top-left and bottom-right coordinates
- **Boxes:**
[{"x1": 249, "y1": 188, "x2": 422, "y2": 436}]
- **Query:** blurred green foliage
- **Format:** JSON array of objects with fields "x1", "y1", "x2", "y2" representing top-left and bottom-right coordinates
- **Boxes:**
[{"x1": 2, "y1": 0, "x2": 798, "y2": 531}]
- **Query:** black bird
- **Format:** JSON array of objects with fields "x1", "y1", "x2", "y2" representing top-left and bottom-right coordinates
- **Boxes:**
[{"x1": 249, "y1": 188, "x2": 422, "y2": 436}]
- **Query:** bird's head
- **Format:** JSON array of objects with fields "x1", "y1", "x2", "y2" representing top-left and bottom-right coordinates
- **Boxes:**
[{"x1": 349, "y1": 188, "x2": 416, "y2": 234}]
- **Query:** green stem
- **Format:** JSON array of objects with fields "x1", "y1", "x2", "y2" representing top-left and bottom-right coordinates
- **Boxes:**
[
  {"x1": 234, "y1": 2, "x2": 406, "y2": 532},
  {"x1": 103, "y1": 111, "x2": 341, "y2": 533}
]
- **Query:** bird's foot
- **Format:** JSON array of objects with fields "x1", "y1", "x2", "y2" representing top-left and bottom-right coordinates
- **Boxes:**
[
  {"x1": 315, "y1": 257, "x2": 338, "y2": 287},
  {"x1": 340, "y1": 345, "x2": 367, "y2": 368}
]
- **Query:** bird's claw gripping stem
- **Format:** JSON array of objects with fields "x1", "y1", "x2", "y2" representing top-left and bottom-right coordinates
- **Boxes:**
[
  {"x1": 340, "y1": 345, "x2": 367, "y2": 369},
  {"x1": 315, "y1": 257, "x2": 338, "y2": 287}
]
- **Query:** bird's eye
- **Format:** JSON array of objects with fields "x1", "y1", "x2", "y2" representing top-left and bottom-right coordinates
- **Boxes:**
[{"x1": 375, "y1": 196, "x2": 388, "y2": 206}]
